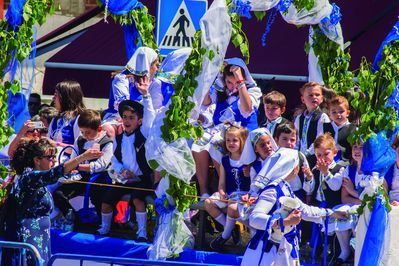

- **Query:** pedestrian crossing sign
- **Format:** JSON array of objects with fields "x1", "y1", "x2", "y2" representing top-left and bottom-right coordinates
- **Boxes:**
[{"x1": 156, "y1": 0, "x2": 207, "y2": 56}]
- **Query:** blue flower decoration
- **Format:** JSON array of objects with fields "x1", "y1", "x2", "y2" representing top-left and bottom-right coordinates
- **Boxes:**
[
  {"x1": 330, "y1": 3, "x2": 342, "y2": 25},
  {"x1": 155, "y1": 195, "x2": 174, "y2": 215},
  {"x1": 231, "y1": 0, "x2": 252, "y2": 19},
  {"x1": 276, "y1": 0, "x2": 293, "y2": 12},
  {"x1": 261, "y1": 8, "x2": 278, "y2": 47}
]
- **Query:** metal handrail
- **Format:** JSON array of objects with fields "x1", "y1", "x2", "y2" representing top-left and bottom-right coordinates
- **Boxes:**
[
  {"x1": 0, "y1": 240, "x2": 43, "y2": 266},
  {"x1": 49, "y1": 253, "x2": 233, "y2": 266}
]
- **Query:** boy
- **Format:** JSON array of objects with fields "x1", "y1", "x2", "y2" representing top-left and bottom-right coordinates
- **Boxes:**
[
  {"x1": 53, "y1": 109, "x2": 113, "y2": 217},
  {"x1": 260, "y1": 91, "x2": 289, "y2": 137},
  {"x1": 323, "y1": 96, "x2": 356, "y2": 163},
  {"x1": 98, "y1": 76, "x2": 156, "y2": 241},
  {"x1": 294, "y1": 82, "x2": 330, "y2": 168},
  {"x1": 274, "y1": 122, "x2": 313, "y2": 200},
  {"x1": 303, "y1": 134, "x2": 344, "y2": 208}
]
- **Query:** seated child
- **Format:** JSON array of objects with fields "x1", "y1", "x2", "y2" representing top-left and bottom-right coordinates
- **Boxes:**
[
  {"x1": 260, "y1": 91, "x2": 289, "y2": 137},
  {"x1": 241, "y1": 148, "x2": 346, "y2": 266},
  {"x1": 53, "y1": 109, "x2": 113, "y2": 216},
  {"x1": 204, "y1": 124, "x2": 250, "y2": 250},
  {"x1": 98, "y1": 78, "x2": 156, "y2": 241}
]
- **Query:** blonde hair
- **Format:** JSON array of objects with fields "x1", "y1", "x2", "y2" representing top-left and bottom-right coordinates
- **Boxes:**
[
  {"x1": 314, "y1": 133, "x2": 336, "y2": 150},
  {"x1": 328, "y1": 95, "x2": 350, "y2": 112},
  {"x1": 223, "y1": 125, "x2": 248, "y2": 155}
]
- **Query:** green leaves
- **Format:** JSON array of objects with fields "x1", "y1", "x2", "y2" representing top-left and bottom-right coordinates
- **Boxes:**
[
  {"x1": 293, "y1": 0, "x2": 315, "y2": 12},
  {"x1": 166, "y1": 175, "x2": 197, "y2": 213}
]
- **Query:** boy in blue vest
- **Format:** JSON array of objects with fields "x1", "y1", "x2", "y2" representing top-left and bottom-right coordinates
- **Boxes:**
[
  {"x1": 260, "y1": 91, "x2": 289, "y2": 137},
  {"x1": 294, "y1": 82, "x2": 330, "y2": 169},
  {"x1": 97, "y1": 76, "x2": 156, "y2": 241},
  {"x1": 53, "y1": 109, "x2": 113, "y2": 217}
]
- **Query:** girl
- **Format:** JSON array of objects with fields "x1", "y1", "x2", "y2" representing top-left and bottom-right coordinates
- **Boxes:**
[
  {"x1": 204, "y1": 124, "x2": 249, "y2": 251},
  {"x1": 193, "y1": 58, "x2": 262, "y2": 198},
  {"x1": 241, "y1": 148, "x2": 346, "y2": 266},
  {"x1": 48, "y1": 80, "x2": 85, "y2": 148}
]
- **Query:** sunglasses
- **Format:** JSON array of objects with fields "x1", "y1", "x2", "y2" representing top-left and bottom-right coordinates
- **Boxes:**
[{"x1": 27, "y1": 128, "x2": 48, "y2": 134}]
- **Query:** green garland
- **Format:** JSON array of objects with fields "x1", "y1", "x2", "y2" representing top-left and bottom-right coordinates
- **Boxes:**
[
  {"x1": 310, "y1": 25, "x2": 354, "y2": 95},
  {"x1": 97, "y1": 1, "x2": 157, "y2": 50},
  {"x1": 0, "y1": 0, "x2": 54, "y2": 186},
  {"x1": 227, "y1": 1, "x2": 250, "y2": 64},
  {"x1": 292, "y1": 0, "x2": 315, "y2": 12}
]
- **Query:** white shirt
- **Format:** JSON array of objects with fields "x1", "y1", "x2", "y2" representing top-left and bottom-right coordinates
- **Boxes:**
[{"x1": 111, "y1": 96, "x2": 156, "y2": 175}]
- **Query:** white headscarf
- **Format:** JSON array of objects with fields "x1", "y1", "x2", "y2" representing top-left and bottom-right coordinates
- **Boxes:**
[
  {"x1": 157, "y1": 48, "x2": 192, "y2": 84},
  {"x1": 124, "y1": 47, "x2": 158, "y2": 77},
  {"x1": 241, "y1": 128, "x2": 278, "y2": 165},
  {"x1": 253, "y1": 148, "x2": 299, "y2": 189}
]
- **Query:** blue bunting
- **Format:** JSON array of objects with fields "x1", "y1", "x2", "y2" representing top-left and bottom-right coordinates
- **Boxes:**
[
  {"x1": 358, "y1": 196, "x2": 388, "y2": 266},
  {"x1": 261, "y1": 8, "x2": 278, "y2": 47},
  {"x1": 5, "y1": 0, "x2": 27, "y2": 30},
  {"x1": 230, "y1": 0, "x2": 252, "y2": 19},
  {"x1": 100, "y1": 0, "x2": 143, "y2": 16},
  {"x1": 361, "y1": 131, "x2": 396, "y2": 177},
  {"x1": 276, "y1": 0, "x2": 293, "y2": 12}
]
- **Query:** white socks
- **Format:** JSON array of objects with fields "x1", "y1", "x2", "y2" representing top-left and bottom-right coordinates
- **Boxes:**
[
  {"x1": 222, "y1": 216, "x2": 236, "y2": 240},
  {"x1": 136, "y1": 211, "x2": 147, "y2": 239},
  {"x1": 97, "y1": 212, "x2": 113, "y2": 235},
  {"x1": 215, "y1": 213, "x2": 226, "y2": 226},
  {"x1": 336, "y1": 230, "x2": 351, "y2": 260}
]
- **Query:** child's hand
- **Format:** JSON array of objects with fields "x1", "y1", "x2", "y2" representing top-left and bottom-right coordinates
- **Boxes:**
[
  {"x1": 219, "y1": 190, "x2": 227, "y2": 200},
  {"x1": 316, "y1": 158, "x2": 329, "y2": 176},
  {"x1": 391, "y1": 201, "x2": 399, "y2": 206},
  {"x1": 121, "y1": 170, "x2": 134, "y2": 179},
  {"x1": 342, "y1": 177, "x2": 355, "y2": 193},
  {"x1": 301, "y1": 166, "x2": 313, "y2": 181},
  {"x1": 284, "y1": 209, "x2": 302, "y2": 226},
  {"x1": 135, "y1": 75, "x2": 151, "y2": 96},
  {"x1": 82, "y1": 148, "x2": 103, "y2": 161},
  {"x1": 331, "y1": 211, "x2": 348, "y2": 220},
  {"x1": 243, "y1": 166, "x2": 250, "y2": 177},
  {"x1": 21, "y1": 120, "x2": 35, "y2": 134},
  {"x1": 230, "y1": 65, "x2": 244, "y2": 81}
]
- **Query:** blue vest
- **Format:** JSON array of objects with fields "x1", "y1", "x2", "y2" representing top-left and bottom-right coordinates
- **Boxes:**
[
  {"x1": 129, "y1": 83, "x2": 143, "y2": 102},
  {"x1": 160, "y1": 82, "x2": 174, "y2": 106},
  {"x1": 221, "y1": 156, "x2": 250, "y2": 194},
  {"x1": 51, "y1": 116, "x2": 77, "y2": 145},
  {"x1": 213, "y1": 98, "x2": 258, "y2": 131}
]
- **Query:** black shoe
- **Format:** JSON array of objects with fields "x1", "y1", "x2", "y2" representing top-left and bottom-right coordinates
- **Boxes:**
[
  {"x1": 210, "y1": 235, "x2": 227, "y2": 251},
  {"x1": 136, "y1": 236, "x2": 148, "y2": 243},
  {"x1": 231, "y1": 224, "x2": 242, "y2": 245}
]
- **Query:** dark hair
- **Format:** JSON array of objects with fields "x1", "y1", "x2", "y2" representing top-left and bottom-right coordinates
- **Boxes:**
[
  {"x1": 78, "y1": 109, "x2": 102, "y2": 130},
  {"x1": 38, "y1": 107, "x2": 59, "y2": 126},
  {"x1": 217, "y1": 64, "x2": 247, "y2": 102},
  {"x1": 29, "y1": 93, "x2": 41, "y2": 102},
  {"x1": 275, "y1": 122, "x2": 297, "y2": 139},
  {"x1": 263, "y1": 91, "x2": 286, "y2": 108},
  {"x1": 11, "y1": 139, "x2": 56, "y2": 175},
  {"x1": 54, "y1": 80, "x2": 85, "y2": 117}
]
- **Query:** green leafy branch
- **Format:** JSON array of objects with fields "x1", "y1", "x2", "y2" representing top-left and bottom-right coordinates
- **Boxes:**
[
  {"x1": 227, "y1": 0, "x2": 250, "y2": 63},
  {"x1": 96, "y1": 2, "x2": 157, "y2": 50},
  {"x1": 292, "y1": 0, "x2": 315, "y2": 12}
]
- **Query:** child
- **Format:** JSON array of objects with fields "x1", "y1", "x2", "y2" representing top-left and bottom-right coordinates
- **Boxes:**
[
  {"x1": 98, "y1": 76, "x2": 156, "y2": 241},
  {"x1": 274, "y1": 122, "x2": 313, "y2": 200},
  {"x1": 241, "y1": 148, "x2": 346, "y2": 266},
  {"x1": 323, "y1": 96, "x2": 356, "y2": 163},
  {"x1": 388, "y1": 136, "x2": 399, "y2": 204},
  {"x1": 204, "y1": 125, "x2": 250, "y2": 250},
  {"x1": 53, "y1": 109, "x2": 114, "y2": 217},
  {"x1": 260, "y1": 91, "x2": 289, "y2": 137},
  {"x1": 294, "y1": 82, "x2": 330, "y2": 168},
  {"x1": 303, "y1": 134, "x2": 344, "y2": 208}
]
